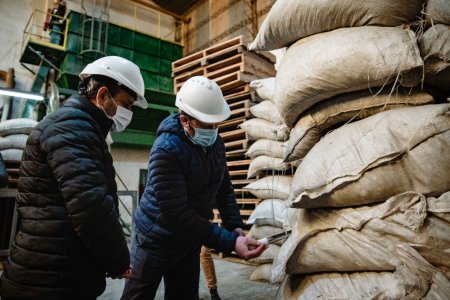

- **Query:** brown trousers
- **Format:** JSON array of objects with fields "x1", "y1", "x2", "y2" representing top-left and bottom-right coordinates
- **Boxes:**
[{"x1": 200, "y1": 246, "x2": 217, "y2": 289}]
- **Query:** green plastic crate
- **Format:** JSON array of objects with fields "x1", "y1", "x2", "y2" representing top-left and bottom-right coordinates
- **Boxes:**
[
  {"x1": 107, "y1": 44, "x2": 133, "y2": 60},
  {"x1": 68, "y1": 11, "x2": 82, "y2": 34},
  {"x1": 111, "y1": 129, "x2": 157, "y2": 147},
  {"x1": 107, "y1": 24, "x2": 134, "y2": 48},
  {"x1": 159, "y1": 75, "x2": 173, "y2": 93},
  {"x1": 107, "y1": 24, "x2": 121, "y2": 45},
  {"x1": 141, "y1": 70, "x2": 160, "y2": 91},
  {"x1": 144, "y1": 89, "x2": 176, "y2": 107},
  {"x1": 134, "y1": 52, "x2": 159, "y2": 73},
  {"x1": 56, "y1": 72, "x2": 79, "y2": 90},
  {"x1": 66, "y1": 33, "x2": 81, "y2": 53},
  {"x1": 134, "y1": 32, "x2": 160, "y2": 56},
  {"x1": 159, "y1": 58, "x2": 172, "y2": 76},
  {"x1": 160, "y1": 40, "x2": 172, "y2": 60},
  {"x1": 172, "y1": 44, "x2": 183, "y2": 60}
]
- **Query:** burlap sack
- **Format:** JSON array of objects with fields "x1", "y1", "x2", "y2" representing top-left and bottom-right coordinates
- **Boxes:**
[
  {"x1": 250, "y1": 263, "x2": 272, "y2": 282},
  {"x1": 276, "y1": 26, "x2": 424, "y2": 128},
  {"x1": 244, "y1": 175, "x2": 292, "y2": 200},
  {"x1": 0, "y1": 118, "x2": 37, "y2": 136},
  {"x1": 277, "y1": 272, "x2": 406, "y2": 300},
  {"x1": 245, "y1": 139, "x2": 286, "y2": 159},
  {"x1": 250, "y1": 244, "x2": 280, "y2": 264},
  {"x1": 0, "y1": 149, "x2": 23, "y2": 161},
  {"x1": 426, "y1": 0, "x2": 450, "y2": 25},
  {"x1": 249, "y1": 78, "x2": 275, "y2": 102},
  {"x1": 276, "y1": 245, "x2": 450, "y2": 299},
  {"x1": 247, "y1": 199, "x2": 287, "y2": 227},
  {"x1": 274, "y1": 192, "x2": 450, "y2": 278},
  {"x1": 249, "y1": 0, "x2": 424, "y2": 51},
  {"x1": 419, "y1": 24, "x2": 450, "y2": 93},
  {"x1": 240, "y1": 118, "x2": 290, "y2": 141},
  {"x1": 284, "y1": 89, "x2": 434, "y2": 162},
  {"x1": 247, "y1": 155, "x2": 291, "y2": 179},
  {"x1": 0, "y1": 134, "x2": 29, "y2": 150},
  {"x1": 250, "y1": 100, "x2": 284, "y2": 125},
  {"x1": 288, "y1": 104, "x2": 450, "y2": 208}
]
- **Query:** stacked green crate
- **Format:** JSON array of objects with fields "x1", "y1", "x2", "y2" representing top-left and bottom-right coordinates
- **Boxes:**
[{"x1": 57, "y1": 10, "x2": 183, "y2": 147}]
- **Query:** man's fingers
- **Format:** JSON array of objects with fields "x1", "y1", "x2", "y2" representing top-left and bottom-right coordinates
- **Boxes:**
[{"x1": 244, "y1": 243, "x2": 267, "y2": 260}]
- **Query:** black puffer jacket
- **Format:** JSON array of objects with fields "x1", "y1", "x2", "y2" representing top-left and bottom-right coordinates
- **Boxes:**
[
  {"x1": 0, "y1": 95, "x2": 129, "y2": 300},
  {"x1": 135, "y1": 113, "x2": 243, "y2": 259}
]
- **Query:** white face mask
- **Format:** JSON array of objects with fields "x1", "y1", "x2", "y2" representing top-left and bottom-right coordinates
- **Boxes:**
[{"x1": 102, "y1": 91, "x2": 133, "y2": 133}]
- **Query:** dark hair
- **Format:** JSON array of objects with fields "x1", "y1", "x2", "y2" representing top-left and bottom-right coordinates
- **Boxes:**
[{"x1": 78, "y1": 75, "x2": 137, "y2": 100}]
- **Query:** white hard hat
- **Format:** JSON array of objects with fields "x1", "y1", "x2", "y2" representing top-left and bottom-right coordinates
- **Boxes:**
[
  {"x1": 175, "y1": 76, "x2": 230, "y2": 123},
  {"x1": 80, "y1": 56, "x2": 148, "y2": 109}
]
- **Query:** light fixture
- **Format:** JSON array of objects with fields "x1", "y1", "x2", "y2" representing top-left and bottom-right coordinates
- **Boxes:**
[{"x1": 0, "y1": 87, "x2": 44, "y2": 101}]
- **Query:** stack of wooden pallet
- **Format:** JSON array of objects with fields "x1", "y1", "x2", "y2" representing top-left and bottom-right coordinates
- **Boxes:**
[{"x1": 172, "y1": 36, "x2": 276, "y2": 231}]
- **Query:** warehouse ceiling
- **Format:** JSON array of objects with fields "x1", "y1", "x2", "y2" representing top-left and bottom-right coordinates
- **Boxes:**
[{"x1": 151, "y1": 0, "x2": 200, "y2": 15}]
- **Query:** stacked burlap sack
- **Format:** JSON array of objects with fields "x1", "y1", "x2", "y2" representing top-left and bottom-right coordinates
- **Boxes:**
[
  {"x1": 272, "y1": 104, "x2": 450, "y2": 298},
  {"x1": 239, "y1": 80, "x2": 294, "y2": 282},
  {"x1": 248, "y1": 0, "x2": 450, "y2": 297},
  {"x1": 0, "y1": 118, "x2": 37, "y2": 163}
]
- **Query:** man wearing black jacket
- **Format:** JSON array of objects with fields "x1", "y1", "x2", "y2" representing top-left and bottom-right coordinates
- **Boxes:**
[
  {"x1": 121, "y1": 76, "x2": 266, "y2": 300},
  {"x1": 0, "y1": 56, "x2": 148, "y2": 300}
]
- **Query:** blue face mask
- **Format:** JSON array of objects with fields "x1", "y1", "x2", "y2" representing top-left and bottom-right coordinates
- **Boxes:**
[
  {"x1": 186, "y1": 118, "x2": 218, "y2": 147},
  {"x1": 192, "y1": 127, "x2": 218, "y2": 147}
]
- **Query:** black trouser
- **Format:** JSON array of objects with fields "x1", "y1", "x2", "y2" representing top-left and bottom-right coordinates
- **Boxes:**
[{"x1": 120, "y1": 228, "x2": 201, "y2": 300}]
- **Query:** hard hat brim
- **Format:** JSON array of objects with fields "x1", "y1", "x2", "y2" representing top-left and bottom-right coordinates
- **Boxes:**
[{"x1": 133, "y1": 95, "x2": 148, "y2": 109}]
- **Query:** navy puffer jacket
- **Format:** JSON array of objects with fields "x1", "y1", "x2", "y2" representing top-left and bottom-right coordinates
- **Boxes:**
[
  {"x1": 0, "y1": 95, "x2": 129, "y2": 300},
  {"x1": 135, "y1": 113, "x2": 243, "y2": 256}
]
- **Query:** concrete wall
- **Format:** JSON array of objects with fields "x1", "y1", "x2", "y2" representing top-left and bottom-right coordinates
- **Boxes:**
[
  {"x1": 181, "y1": 0, "x2": 275, "y2": 55},
  {"x1": 0, "y1": 0, "x2": 177, "y2": 91},
  {"x1": 0, "y1": 0, "x2": 47, "y2": 90},
  {"x1": 111, "y1": 145, "x2": 149, "y2": 193}
]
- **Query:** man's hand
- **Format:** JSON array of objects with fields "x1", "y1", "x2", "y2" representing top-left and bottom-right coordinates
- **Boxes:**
[
  {"x1": 108, "y1": 266, "x2": 132, "y2": 279},
  {"x1": 233, "y1": 227, "x2": 245, "y2": 237},
  {"x1": 234, "y1": 236, "x2": 267, "y2": 260}
]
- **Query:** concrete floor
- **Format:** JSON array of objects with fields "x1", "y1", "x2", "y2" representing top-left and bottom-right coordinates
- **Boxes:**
[
  {"x1": 99, "y1": 256, "x2": 280, "y2": 300},
  {"x1": 1, "y1": 257, "x2": 279, "y2": 300}
]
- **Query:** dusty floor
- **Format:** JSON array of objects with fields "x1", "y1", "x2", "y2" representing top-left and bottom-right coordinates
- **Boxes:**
[
  {"x1": 99, "y1": 256, "x2": 280, "y2": 300},
  {"x1": 0, "y1": 257, "x2": 280, "y2": 300}
]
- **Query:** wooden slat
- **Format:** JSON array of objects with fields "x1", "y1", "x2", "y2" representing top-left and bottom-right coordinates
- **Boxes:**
[
  {"x1": 220, "y1": 116, "x2": 246, "y2": 130},
  {"x1": 224, "y1": 139, "x2": 249, "y2": 151},
  {"x1": 229, "y1": 170, "x2": 248, "y2": 176},
  {"x1": 225, "y1": 149, "x2": 247, "y2": 159},
  {"x1": 236, "y1": 198, "x2": 260, "y2": 205},
  {"x1": 227, "y1": 159, "x2": 251, "y2": 168},
  {"x1": 219, "y1": 128, "x2": 245, "y2": 142},
  {"x1": 231, "y1": 179, "x2": 254, "y2": 185},
  {"x1": 223, "y1": 84, "x2": 251, "y2": 97},
  {"x1": 172, "y1": 51, "x2": 203, "y2": 70},
  {"x1": 204, "y1": 36, "x2": 243, "y2": 56}
]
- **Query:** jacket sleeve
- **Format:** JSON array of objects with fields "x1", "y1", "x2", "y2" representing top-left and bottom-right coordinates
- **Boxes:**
[
  {"x1": 42, "y1": 118, "x2": 129, "y2": 276},
  {"x1": 151, "y1": 146, "x2": 238, "y2": 253},
  {"x1": 215, "y1": 167, "x2": 244, "y2": 231},
  {"x1": 0, "y1": 152, "x2": 8, "y2": 188}
]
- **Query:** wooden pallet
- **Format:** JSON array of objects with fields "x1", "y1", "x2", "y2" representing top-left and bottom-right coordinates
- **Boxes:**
[
  {"x1": 172, "y1": 36, "x2": 246, "y2": 77},
  {"x1": 4, "y1": 161, "x2": 20, "y2": 189},
  {"x1": 224, "y1": 139, "x2": 250, "y2": 152},
  {"x1": 175, "y1": 69, "x2": 260, "y2": 93},
  {"x1": 223, "y1": 84, "x2": 252, "y2": 98}
]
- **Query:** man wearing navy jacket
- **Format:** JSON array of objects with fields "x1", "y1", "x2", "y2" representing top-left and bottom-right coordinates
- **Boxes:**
[{"x1": 122, "y1": 76, "x2": 266, "y2": 300}]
